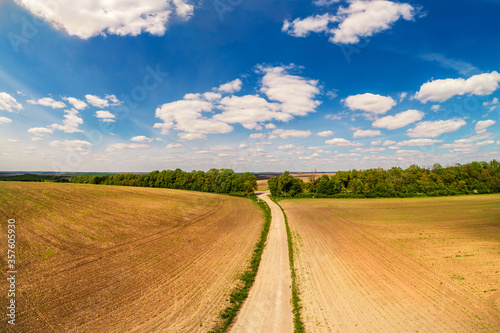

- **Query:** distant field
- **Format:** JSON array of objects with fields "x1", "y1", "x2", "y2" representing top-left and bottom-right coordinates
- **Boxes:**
[
  {"x1": 256, "y1": 172, "x2": 337, "y2": 190},
  {"x1": 0, "y1": 182, "x2": 263, "y2": 332},
  {"x1": 281, "y1": 195, "x2": 500, "y2": 332}
]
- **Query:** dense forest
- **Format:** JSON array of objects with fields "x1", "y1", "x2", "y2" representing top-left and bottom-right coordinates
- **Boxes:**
[
  {"x1": 71, "y1": 168, "x2": 257, "y2": 195},
  {"x1": 269, "y1": 160, "x2": 500, "y2": 198}
]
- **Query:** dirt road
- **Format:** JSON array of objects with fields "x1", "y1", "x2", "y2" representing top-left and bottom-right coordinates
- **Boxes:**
[{"x1": 231, "y1": 191, "x2": 293, "y2": 332}]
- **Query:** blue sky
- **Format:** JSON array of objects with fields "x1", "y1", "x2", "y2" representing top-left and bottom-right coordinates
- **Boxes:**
[{"x1": 0, "y1": 0, "x2": 499, "y2": 172}]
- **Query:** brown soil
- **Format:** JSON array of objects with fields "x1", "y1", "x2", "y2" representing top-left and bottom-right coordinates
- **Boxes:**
[
  {"x1": 231, "y1": 191, "x2": 293, "y2": 332},
  {"x1": 281, "y1": 195, "x2": 500, "y2": 332},
  {"x1": 0, "y1": 182, "x2": 263, "y2": 332}
]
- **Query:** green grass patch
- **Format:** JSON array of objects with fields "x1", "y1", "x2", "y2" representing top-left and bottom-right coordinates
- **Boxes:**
[
  {"x1": 272, "y1": 197, "x2": 305, "y2": 333},
  {"x1": 210, "y1": 195, "x2": 272, "y2": 333}
]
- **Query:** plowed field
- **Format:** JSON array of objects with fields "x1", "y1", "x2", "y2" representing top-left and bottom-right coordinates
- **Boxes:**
[
  {"x1": 281, "y1": 195, "x2": 500, "y2": 332},
  {"x1": 0, "y1": 182, "x2": 263, "y2": 332}
]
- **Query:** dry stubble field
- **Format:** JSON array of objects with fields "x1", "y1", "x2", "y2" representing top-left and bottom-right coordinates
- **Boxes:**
[
  {"x1": 281, "y1": 195, "x2": 500, "y2": 332},
  {"x1": 0, "y1": 182, "x2": 264, "y2": 332}
]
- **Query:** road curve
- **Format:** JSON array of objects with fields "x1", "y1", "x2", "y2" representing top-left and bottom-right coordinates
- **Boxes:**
[{"x1": 230, "y1": 191, "x2": 293, "y2": 333}]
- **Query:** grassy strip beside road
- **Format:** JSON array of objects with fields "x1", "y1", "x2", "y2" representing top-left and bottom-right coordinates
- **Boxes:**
[
  {"x1": 272, "y1": 197, "x2": 305, "y2": 333},
  {"x1": 210, "y1": 195, "x2": 272, "y2": 333}
]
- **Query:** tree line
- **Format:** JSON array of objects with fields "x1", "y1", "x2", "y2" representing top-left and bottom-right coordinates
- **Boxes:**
[
  {"x1": 71, "y1": 168, "x2": 257, "y2": 195},
  {"x1": 269, "y1": 160, "x2": 500, "y2": 198}
]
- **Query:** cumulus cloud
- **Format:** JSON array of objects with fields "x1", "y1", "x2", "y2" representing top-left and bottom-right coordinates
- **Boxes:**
[
  {"x1": 154, "y1": 97, "x2": 233, "y2": 140},
  {"x1": 352, "y1": 147, "x2": 386, "y2": 153},
  {"x1": 0, "y1": 92, "x2": 23, "y2": 112},
  {"x1": 95, "y1": 110, "x2": 116, "y2": 122},
  {"x1": 344, "y1": 93, "x2": 396, "y2": 115},
  {"x1": 49, "y1": 140, "x2": 93, "y2": 152},
  {"x1": 317, "y1": 130, "x2": 334, "y2": 137},
  {"x1": 397, "y1": 139, "x2": 443, "y2": 146},
  {"x1": 415, "y1": 71, "x2": 500, "y2": 103},
  {"x1": 63, "y1": 97, "x2": 87, "y2": 110},
  {"x1": 217, "y1": 79, "x2": 242, "y2": 93},
  {"x1": 85, "y1": 95, "x2": 109, "y2": 108},
  {"x1": 325, "y1": 138, "x2": 362, "y2": 146},
  {"x1": 14, "y1": 0, "x2": 194, "y2": 39},
  {"x1": 475, "y1": 120, "x2": 496, "y2": 134},
  {"x1": 353, "y1": 129, "x2": 382, "y2": 138},
  {"x1": 258, "y1": 65, "x2": 321, "y2": 116},
  {"x1": 51, "y1": 109, "x2": 84, "y2": 133},
  {"x1": 282, "y1": 13, "x2": 337, "y2": 37},
  {"x1": 250, "y1": 133, "x2": 267, "y2": 139},
  {"x1": 277, "y1": 144, "x2": 304, "y2": 151},
  {"x1": 372, "y1": 109, "x2": 424, "y2": 130},
  {"x1": 283, "y1": 0, "x2": 417, "y2": 45},
  {"x1": 407, "y1": 119, "x2": 467, "y2": 138},
  {"x1": 268, "y1": 129, "x2": 312, "y2": 139},
  {"x1": 27, "y1": 127, "x2": 54, "y2": 137},
  {"x1": 27, "y1": 97, "x2": 66, "y2": 108},
  {"x1": 0, "y1": 116, "x2": 13, "y2": 124},
  {"x1": 165, "y1": 143, "x2": 183, "y2": 149},
  {"x1": 106, "y1": 143, "x2": 151, "y2": 153},
  {"x1": 131, "y1": 135, "x2": 153, "y2": 143},
  {"x1": 215, "y1": 95, "x2": 287, "y2": 130}
]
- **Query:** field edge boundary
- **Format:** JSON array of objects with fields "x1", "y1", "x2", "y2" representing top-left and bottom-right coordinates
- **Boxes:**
[
  {"x1": 209, "y1": 195, "x2": 272, "y2": 333},
  {"x1": 272, "y1": 197, "x2": 306, "y2": 333}
]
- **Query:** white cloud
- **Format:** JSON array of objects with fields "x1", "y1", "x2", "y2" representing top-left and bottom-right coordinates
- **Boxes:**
[
  {"x1": 265, "y1": 123, "x2": 277, "y2": 129},
  {"x1": 218, "y1": 79, "x2": 242, "y2": 93},
  {"x1": 14, "y1": 0, "x2": 194, "y2": 39},
  {"x1": 49, "y1": 140, "x2": 93, "y2": 152},
  {"x1": 476, "y1": 140, "x2": 494, "y2": 147},
  {"x1": 353, "y1": 129, "x2": 382, "y2": 138},
  {"x1": 277, "y1": 144, "x2": 303, "y2": 151},
  {"x1": 370, "y1": 140, "x2": 382, "y2": 146},
  {"x1": 282, "y1": 13, "x2": 337, "y2": 37},
  {"x1": 317, "y1": 130, "x2": 334, "y2": 137},
  {"x1": 284, "y1": 0, "x2": 417, "y2": 45},
  {"x1": 105, "y1": 94, "x2": 122, "y2": 105},
  {"x1": 330, "y1": 0, "x2": 416, "y2": 44},
  {"x1": 85, "y1": 95, "x2": 109, "y2": 108},
  {"x1": 0, "y1": 117, "x2": 12, "y2": 124},
  {"x1": 210, "y1": 146, "x2": 236, "y2": 151},
  {"x1": 27, "y1": 97, "x2": 66, "y2": 109},
  {"x1": 258, "y1": 65, "x2": 321, "y2": 116},
  {"x1": 415, "y1": 71, "x2": 500, "y2": 103},
  {"x1": 475, "y1": 120, "x2": 496, "y2": 134},
  {"x1": 407, "y1": 119, "x2": 467, "y2": 138},
  {"x1": 382, "y1": 140, "x2": 396, "y2": 146},
  {"x1": 0, "y1": 92, "x2": 23, "y2": 112},
  {"x1": 215, "y1": 95, "x2": 287, "y2": 129},
  {"x1": 256, "y1": 142, "x2": 272, "y2": 146},
  {"x1": 95, "y1": 110, "x2": 116, "y2": 122},
  {"x1": 106, "y1": 143, "x2": 151, "y2": 153},
  {"x1": 63, "y1": 97, "x2": 87, "y2": 110},
  {"x1": 268, "y1": 129, "x2": 312, "y2": 139},
  {"x1": 8, "y1": 139, "x2": 18, "y2": 143},
  {"x1": 51, "y1": 109, "x2": 84, "y2": 133},
  {"x1": 165, "y1": 143, "x2": 183, "y2": 149},
  {"x1": 325, "y1": 138, "x2": 362, "y2": 147},
  {"x1": 420, "y1": 53, "x2": 480, "y2": 77},
  {"x1": 372, "y1": 109, "x2": 424, "y2": 130},
  {"x1": 154, "y1": 98, "x2": 233, "y2": 140},
  {"x1": 431, "y1": 105, "x2": 441, "y2": 111},
  {"x1": 313, "y1": 0, "x2": 340, "y2": 5},
  {"x1": 397, "y1": 139, "x2": 443, "y2": 146},
  {"x1": 131, "y1": 135, "x2": 153, "y2": 143},
  {"x1": 352, "y1": 147, "x2": 386, "y2": 153},
  {"x1": 27, "y1": 127, "x2": 54, "y2": 137},
  {"x1": 344, "y1": 93, "x2": 396, "y2": 115},
  {"x1": 250, "y1": 133, "x2": 267, "y2": 139}
]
